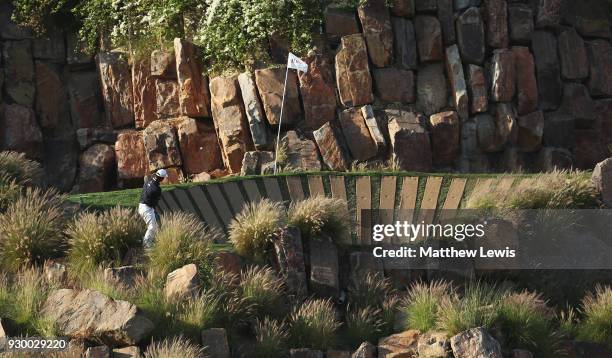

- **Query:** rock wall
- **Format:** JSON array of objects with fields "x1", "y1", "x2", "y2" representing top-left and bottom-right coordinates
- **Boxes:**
[{"x1": 0, "y1": 0, "x2": 610, "y2": 193}]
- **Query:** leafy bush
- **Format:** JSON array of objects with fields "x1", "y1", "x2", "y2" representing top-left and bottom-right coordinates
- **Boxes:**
[
  {"x1": 0, "y1": 188, "x2": 66, "y2": 272},
  {"x1": 348, "y1": 273, "x2": 394, "y2": 310},
  {"x1": 0, "y1": 151, "x2": 43, "y2": 186},
  {"x1": 401, "y1": 280, "x2": 454, "y2": 332},
  {"x1": 146, "y1": 212, "x2": 218, "y2": 281},
  {"x1": 229, "y1": 199, "x2": 285, "y2": 261},
  {"x1": 240, "y1": 266, "x2": 285, "y2": 317},
  {"x1": 290, "y1": 298, "x2": 340, "y2": 350},
  {"x1": 66, "y1": 206, "x2": 144, "y2": 274},
  {"x1": 253, "y1": 318, "x2": 288, "y2": 358},
  {"x1": 577, "y1": 285, "x2": 612, "y2": 345},
  {"x1": 344, "y1": 306, "x2": 383, "y2": 349},
  {"x1": 288, "y1": 197, "x2": 350, "y2": 241},
  {"x1": 144, "y1": 336, "x2": 206, "y2": 358}
]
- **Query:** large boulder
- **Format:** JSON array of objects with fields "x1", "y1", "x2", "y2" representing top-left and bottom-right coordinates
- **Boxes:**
[
  {"x1": 386, "y1": 109, "x2": 432, "y2": 171},
  {"x1": 113, "y1": 346, "x2": 141, "y2": 358},
  {"x1": 175, "y1": 117, "x2": 222, "y2": 175},
  {"x1": 490, "y1": 49, "x2": 516, "y2": 102},
  {"x1": 336, "y1": 34, "x2": 374, "y2": 107},
  {"x1": 209, "y1": 75, "x2": 252, "y2": 174},
  {"x1": 416, "y1": 63, "x2": 448, "y2": 116},
  {"x1": 201, "y1": 328, "x2": 230, "y2": 358},
  {"x1": 450, "y1": 328, "x2": 502, "y2": 358},
  {"x1": 164, "y1": 264, "x2": 199, "y2": 301},
  {"x1": 174, "y1": 38, "x2": 211, "y2": 118},
  {"x1": 150, "y1": 49, "x2": 176, "y2": 78},
  {"x1": 587, "y1": 40, "x2": 612, "y2": 97},
  {"x1": 154, "y1": 79, "x2": 181, "y2": 119},
  {"x1": 372, "y1": 68, "x2": 415, "y2": 103},
  {"x1": 352, "y1": 342, "x2": 375, "y2": 358},
  {"x1": 2, "y1": 39, "x2": 35, "y2": 106},
  {"x1": 274, "y1": 227, "x2": 308, "y2": 298},
  {"x1": 339, "y1": 107, "x2": 378, "y2": 161},
  {"x1": 41, "y1": 289, "x2": 153, "y2": 345},
  {"x1": 512, "y1": 46, "x2": 538, "y2": 115},
  {"x1": 537, "y1": 147, "x2": 573, "y2": 171},
  {"x1": 535, "y1": 0, "x2": 561, "y2": 29},
  {"x1": 325, "y1": 6, "x2": 360, "y2": 41},
  {"x1": 104, "y1": 266, "x2": 143, "y2": 287},
  {"x1": 479, "y1": 104, "x2": 517, "y2": 152},
  {"x1": 115, "y1": 131, "x2": 148, "y2": 186},
  {"x1": 237, "y1": 72, "x2": 270, "y2": 150},
  {"x1": 75, "y1": 144, "x2": 116, "y2": 193},
  {"x1": 392, "y1": 18, "x2": 417, "y2": 70},
  {"x1": 313, "y1": 122, "x2": 350, "y2": 171},
  {"x1": 309, "y1": 240, "x2": 340, "y2": 298},
  {"x1": 241, "y1": 151, "x2": 275, "y2": 176},
  {"x1": 517, "y1": 110, "x2": 544, "y2": 152},
  {"x1": 467, "y1": 65, "x2": 488, "y2": 114},
  {"x1": 43, "y1": 136, "x2": 79, "y2": 192},
  {"x1": 429, "y1": 111, "x2": 460, "y2": 167},
  {"x1": 484, "y1": 0, "x2": 508, "y2": 48},
  {"x1": 67, "y1": 70, "x2": 106, "y2": 129},
  {"x1": 131, "y1": 57, "x2": 156, "y2": 129},
  {"x1": 35, "y1": 61, "x2": 72, "y2": 132},
  {"x1": 298, "y1": 53, "x2": 338, "y2": 130},
  {"x1": 508, "y1": 4, "x2": 533, "y2": 44},
  {"x1": 358, "y1": 0, "x2": 394, "y2": 68},
  {"x1": 561, "y1": 83, "x2": 596, "y2": 129},
  {"x1": 532, "y1": 31, "x2": 562, "y2": 110},
  {"x1": 391, "y1": 0, "x2": 415, "y2": 17},
  {"x1": 415, "y1": 16, "x2": 443, "y2": 62},
  {"x1": 415, "y1": 0, "x2": 437, "y2": 12},
  {"x1": 142, "y1": 120, "x2": 182, "y2": 172},
  {"x1": 417, "y1": 331, "x2": 450, "y2": 358},
  {"x1": 543, "y1": 110, "x2": 574, "y2": 149},
  {"x1": 281, "y1": 131, "x2": 321, "y2": 171},
  {"x1": 255, "y1": 66, "x2": 302, "y2": 127},
  {"x1": 0, "y1": 104, "x2": 43, "y2": 159},
  {"x1": 445, "y1": 45, "x2": 469, "y2": 120},
  {"x1": 437, "y1": 0, "x2": 455, "y2": 45},
  {"x1": 558, "y1": 28, "x2": 588, "y2": 80},
  {"x1": 575, "y1": 129, "x2": 606, "y2": 170},
  {"x1": 378, "y1": 330, "x2": 420, "y2": 357},
  {"x1": 97, "y1": 51, "x2": 134, "y2": 128},
  {"x1": 362, "y1": 106, "x2": 387, "y2": 154},
  {"x1": 456, "y1": 7, "x2": 485, "y2": 64}
]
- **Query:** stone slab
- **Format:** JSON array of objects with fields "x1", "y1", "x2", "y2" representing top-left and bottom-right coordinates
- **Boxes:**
[
  {"x1": 188, "y1": 186, "x2": 223, "y2": 231},
  {"x1": 308, "y1": 175, "x2": 326, "y2": 197},
  {"x1": 206, "y1": 184, "x2": 234, "y2": 227},
  {"x1": 356, "y1": 176, "x2": 372, "y2": 245},
  {"x1": 264, "y1": 177, "x2": 284, "y2": 202},
  {"x1": 286, "y1": 176, "x2": 305, "y2": 202},
  {"x1": 222, "y1": 182, "x2": 246, "y2": 215}
]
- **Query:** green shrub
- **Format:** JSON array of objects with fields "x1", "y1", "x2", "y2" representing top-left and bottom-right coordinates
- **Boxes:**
[
  {"x1": 253, "y1": 318, "x2": 288, "y2": 358},
  {"x1": 229, "y1": 199, "x2": 285, "y2": 261},
  {"x1": 177, "y1": 293, "x2": 220, "y2": 339},
  {"x1": 76, "y1": 267, "x2": 132, "y2": 301},
  {"x1": 381, "y1": 295, "x2": 400, "y2": 334},
  {"x1": 240, "y1": 266, "x2": 285, "y2": 317},
  {"x1": 348, "y1": 273, "x2": 394, "y2": 310},
  {"x1": 558, "y1": 307, "x2": 579, "y2": 339},
  {"x1": 288, "y1": 196, "x2": 350, "y2": 241},
  {"x1": 0, "y1": 151, "x2": 43, "y2": 186},
  {"x1": 401, "y1": 280, "x2": 454, "y2": 332},
  {"x1": 144, "y1": 336, "x2": 206, "y2": 358},
  {"x1": 146, "y1": 212, "x2": 218, "y2": 281},
  {"x1": 577, "y1": 285, "x2": 612, "y2": 345},
  {"x1": 66, "y1": 206, "x2": 144, "y2": 274},
  {"x1": 344, "y1": 306, "x2": 383, "y2": 349},
  {"x1": 0, "y1": 188, "x2": 66, "y2": 272},
  {"x1": 0, "y1": 174, "x2": 22, "y2": 212},
  {"x1": 133, "y1": 277, "x2": 182, "y2": 339},
  {"x1": 290, "y1": 298, "x2": 340, "y2": 350}
]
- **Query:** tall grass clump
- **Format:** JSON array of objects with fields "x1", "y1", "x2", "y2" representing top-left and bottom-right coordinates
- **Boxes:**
[
  {"x1": 144, "y1": 336, "x2": 206, "y2": 358},
  {"x1": 240, "y1": 266, "x2": 285, "y2": 317},
  {"x1": 0, "y1": 151, "x2": 43, "y2": 186},
  {"x1": 133, "y1": 277, "x2": 182, "y2": 339},
  {"x1": 253, "y1": 318, "x2": 289, "y2": 358},
  {"x1": 66, "y1": 206, "x2": 144, "y2": 275},
  {"x1": 577, "y1": 285, "x2": 612, "y2": 345},
  {"x1": 76, "y1": 267, "x2": 131, "y2": 301},
  {"x1": 0, "y1": 174, "x2": 22, "y2": 211},
  {"x1": 401, "y1": 280, "x2": 454, "y2": 332},
  {"x1": 146, "y1": 212, "x2": 218, "y2": 281},
  {"x1": 348, "y1": 273, "x2": 394, "y2": 310},
  {"x1": 287, "y1": 197, "x2": 350, "y2": 241},
  {"x1": 229, "y1": 199, "x2": 285, "y2": 261},
  {"x1": 290, "y1": 299, "x2": 340, "y2": 350},
  {"x1": 344, "y1": 306, "x2": 384, "y2": 349},
  {"x1": 177, "y1": 292, "x2": 220, "y2": 339},
  {"x1": 0, "y1": 188, "x2": 66, "y2": 272}
]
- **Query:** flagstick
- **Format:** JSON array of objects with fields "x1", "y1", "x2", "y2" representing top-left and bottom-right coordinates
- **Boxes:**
[{"x1": 274, "y1": 65, "x2": 290, "y2": 174}]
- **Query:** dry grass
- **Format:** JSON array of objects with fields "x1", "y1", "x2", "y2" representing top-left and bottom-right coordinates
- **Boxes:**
[
  {"x1": 239, "y1": 266, "x2": 285, "y2": 317},
  {"x1": 577, "y1": 285, "x2": 612, "y2": 344},
  {"x1": 348, "y1": 272, "x2": 394, "y2": 310},
  {"x1": 0, "y1": 173, "x2": 22, "y2": 211},
  {"x1": 229, "y1": 199, "x2": 285, "y2": 261},
  {"x1": 0, "y1": 151, "x2": 44, "y2": 186},
  {"x1": 287, "y1": 196, "x2": 350, "y2": 241},
  {"x1": 344, "y1": 306, "x2": 384, "y2": 348},
  {"x1": 290, "y1": 298, "x2": 340, "y2": 350},
  {"x1": 253, "y1": 318, "x2": 288, "y2": 358},
  {"x1": 144, "y1": 336, "x2": 206, "y2": 358},
  {"x1": 400, "y1": 280, "x2": 455, "y2": 332}
]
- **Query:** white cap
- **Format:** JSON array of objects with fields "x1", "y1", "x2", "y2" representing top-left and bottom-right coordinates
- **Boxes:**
[{"x1": 156, "y1": 169, "x2": 168, "y2": 178}]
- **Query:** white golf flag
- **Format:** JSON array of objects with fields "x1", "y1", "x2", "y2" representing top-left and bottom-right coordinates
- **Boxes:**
[{"x1": 287, "y1": 53, "x2": 308, "y2": 73}]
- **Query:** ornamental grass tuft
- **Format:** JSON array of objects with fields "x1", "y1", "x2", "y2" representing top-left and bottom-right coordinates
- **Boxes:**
[
  {"x1": 290, "y1": 298, "x2": 340, "y2": 350},
  {"x1": 287, "y1": 196, "x2": 350, "y2": 241}
]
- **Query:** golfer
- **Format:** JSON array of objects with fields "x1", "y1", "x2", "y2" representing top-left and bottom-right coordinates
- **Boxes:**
[{"x1": 138, "y1": 169, "x2": 168, "y2": 249}]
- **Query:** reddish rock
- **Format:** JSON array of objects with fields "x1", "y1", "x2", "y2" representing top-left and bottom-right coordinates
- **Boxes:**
[
  {"x1": 414, "y1": 16, "x2": 443, "y2": 62},
  {"x1": 255, "y1": 66, "x2": 302, "y2": 127},
  {"x1": 335, "y1": 34, "x2": 374, "y2": 107},
  {"x1": 76, "y1": 128, "x2": 116, "y2": 150},
  {"x1": 373, "y1": 68, "x2": 415, "y2": 103},
  {"x1": 391, "y1": 0, "x2": 415, "y2": 17},
  {"x1": 508, "y1": 4, "x2": 534, "y2": 44},
  {"x1": 281, "y1": 131, "x2": 321, "y2": 171},
  {"x1": 214, "y1": 251, "x2": 242, "y2": 276},
  {"x1": 237, "y1": 73, "x2": 270, "y2": 150},
  {"x1": 535, "y1": 0, "x2": 561, "y2": 28},
  {"x1": 97, "y1": 51, "x2": 134, "y2": 128},
  {"x1": 163, "y1": 167, "x2": 185, "y2": 185},
  {"x1": 358, "y1": 0, "x2": 394, "y2": 68},
  {"x1": 517, "y1": 110, "x2": 544, "y2": 152},
  {"x1": 339, "y1": 108, "x2": 378, "y2": 161},
  {"x1": 241, "y1": 151, "x2": 274, "y2": 176},
  {"x1": 561, "y1": 83, "x2": 596, "y2": 129},
  {"x1": 75, "y1": 144, "x2": 116, "y2": 193},
  {"x1": 155, "y1": 79, "x2": 181, "y2": 119},
  {"x1": 558, "y1": 28, "x2": 588, "y2": 80},
  {"x1": 379, "y1": 330, "x2": 420, "y2": 357},
  {"x1": 417, "y1": 63, "x2": 448, "y2": 116},
  {"x1": 386, "y1": 109, "x2": 432, "y2": 171},
  {"x1": 587, "y1": 40, "x2": 612, "y2": 97},
  {"x1": 392, "y1": 18, "x2": 418, "y2": 70},
  {"x1": 325, "y1": 6, "x2": 360, "y2": 40},
  {"x1": 429, "y1": 111, "x2": 460, "y2": 166},
  {"x1": 35, "y1": 61, "x2": 71, "y2": 131},
  {"x1": 131, "y1": 58, "x2": 156, "y2": 129},
  {"x1": 175, "y1": 117, "x2": 222, "y2": 175},
  {"x1": 209, "y1": 75, "x2": 252, "y2": 174},
  {"x1": 2, "y1": 40, "x2": 35, "y2": 106},
  {"x1": 477, "y1": 105, "x2": 517, "y2": 153},
  {"x1": 150, "y1": 49, "x2": 176, "y2": 78},
  {"x1": 0, "y1": 104, "x2": 43, "y2": 159},
  {"x1": 361, "y1": 105, "x2": 387, "y2": 154},
  {"x1": 512, "y1": 46, "x2": 538, "y2": 115},
  {"x1": 174, "y1": 38, "x2": 211, "y2": 118},
  {"x1": 445, "y1": 45, "x2": 469, "y2": 120},
  {"x1": 467, "y1": 64, "x2": 488, "y2": 114},
  {"x1": 484, "y1": 0, "x2": 508, "y2": 48},
  {"x1": 298, "y1": 53, "x2": 337, "y2": 130},
  {"x1": 438, "y1": 0, "x2": 455, "y2": 45},
  {"x1": 575, "y1": 130, "x2": 606, "y2": 170},
  {"x1": 592, "y1": 158, "x2": 612, "y2": 208},
  {"x1": 543, "y1": 110, "x2": 575, "y2": 149},
  {"x1": 532, "y1": 31, "x2": 562, "y2": 110},
  {"x1": 142, "y1": 120, "x2": 182, "y2": 172},
  {"x1": 115, "y1": 131, "x2": 147, "y2": 186},
  {"x1": 313, "y1": 122, "x2": 349, "y2": 172},
  {"x1": 456, "y1": 7, "x2": 485, "y2": 64},
  {"x1": 490, "y1": 49, "x2": 516, "y2": 103},
  {"x1": 67, "y1": 71, "x2": 106, "y2": 129}
]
